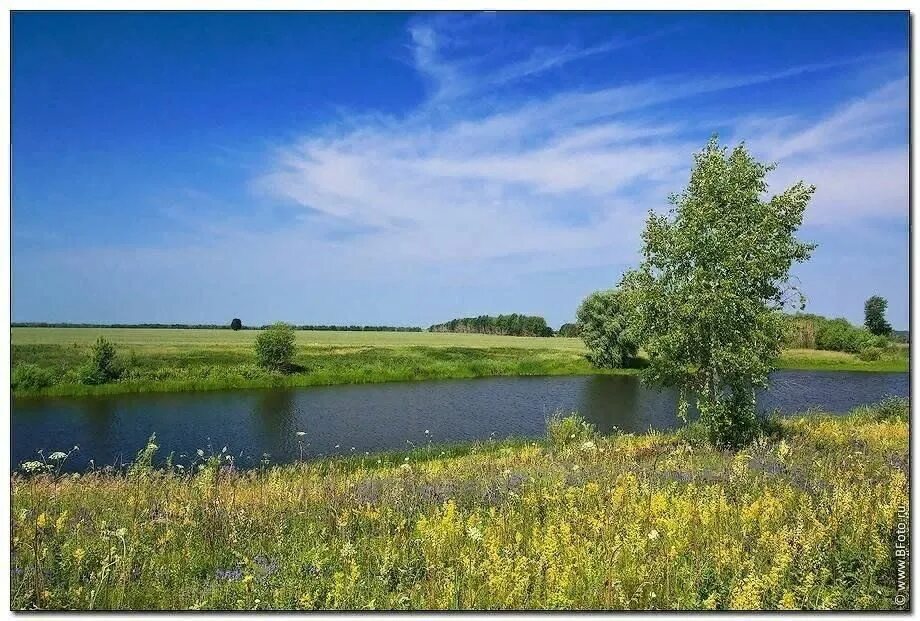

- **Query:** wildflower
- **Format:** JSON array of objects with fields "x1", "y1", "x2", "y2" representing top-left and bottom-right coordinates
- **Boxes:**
[
  {"x1": 48, "y1": 451, "x2": 67, "y2": 461},
  {"x1": 295, "y1": 431, "x2": 306, "y2": 436},
  {"x1": 648, "y1": 529, "x2": 660, "y2": 541},
  {"x1": 572, "y1": 464, "x2": 580, "y2": 472},
  {"x1": 425, "y1": 430, "x2": 430, "y2": 435},
  {"x1": 467, "y1": 525, "x2": 483, "y2": 542},
  {"x1": 55, "y1": 511, "x2": 68, "y2": 532},
  {"x1": 36, "y1": 512, "x2": 48, "y2": 529},
  {"x1": 20, "y1": 461, "x2": 44, "y2": 474},
  {"x1": 72, "y1": 548, "x2": 86, "y2": 563},
  {"x1": 580, "y1": 440, "x2": 596, "y2": 451},
  {"x1": 196, "y1": 449, "x2": 205, "y2": 457}
]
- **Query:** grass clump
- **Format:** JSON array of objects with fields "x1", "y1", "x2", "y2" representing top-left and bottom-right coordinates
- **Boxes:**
[
  {"x1": 546, "y1": 412, "x2": 598, "y2": 450},
  {"x1": 10, "y1": 401, "x2": 908, "y2": 610}
]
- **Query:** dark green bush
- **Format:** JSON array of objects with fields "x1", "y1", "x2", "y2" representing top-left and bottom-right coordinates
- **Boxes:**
[
  {"x1": 255, "y1": 322, "x2": 296, "y2": 372},
  {"x1": 556, "y1": 323, "x2": 579, "y2": 338},
  {"x1": 80, "y1": 336, "x2": 122, "y2": 385}
]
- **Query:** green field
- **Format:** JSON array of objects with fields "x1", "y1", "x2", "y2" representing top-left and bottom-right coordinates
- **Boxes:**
[
  {"x1": 11, "y1": 328, "x2": 907, "y2": 398},
  {"x1": 11, "y1": 401, "x2": 909, "y2": 610}
]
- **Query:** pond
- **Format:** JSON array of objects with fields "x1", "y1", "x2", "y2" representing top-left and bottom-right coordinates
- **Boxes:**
[{"x1": 12, "y1": 370, "x2": 908, "y2": 471}]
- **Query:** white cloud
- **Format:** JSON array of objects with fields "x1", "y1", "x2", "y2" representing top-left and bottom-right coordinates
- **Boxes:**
[{"x1": 252, "y1": 16, "x2": 906, "y2": 284}]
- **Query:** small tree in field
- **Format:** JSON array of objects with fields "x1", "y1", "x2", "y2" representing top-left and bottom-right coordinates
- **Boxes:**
[
  {"x1": 81, "y1": 336, "x2": 121, "y2": 384},
  {"x1": 864, "y1": 296, "x2": 892, "y2": 337},
  {"x1": 576, "y1": 289, "x2": 637, "y2": 368},
  {"x1": 255, "y1": 322, "x2": 296, "y2": 372},
  {"x1": 621, "y1": 137, "x2": 815, "y2": 447},
  {"x1": 230, "y1": 318, "x2": 243, "y2": 331}
]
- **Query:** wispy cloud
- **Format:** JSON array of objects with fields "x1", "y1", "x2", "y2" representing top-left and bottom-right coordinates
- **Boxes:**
[{"x1": 253, "y1": 16, "x2": 906, "y2": 279}]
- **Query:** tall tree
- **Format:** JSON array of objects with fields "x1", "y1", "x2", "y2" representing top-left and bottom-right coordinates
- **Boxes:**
[
  {"x1": 864, "y1": 296, "x2": 892, "y2": 336},
  {"x1": 621, "y1": 138, "x2": 815, "y2": 447}
]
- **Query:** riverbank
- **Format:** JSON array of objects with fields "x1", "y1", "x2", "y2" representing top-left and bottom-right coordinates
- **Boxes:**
[
  {"x1": 11, "y1": 399, "x2": 908, "y2": 610},
  {"x1": 12, "y1": 328, "x2": 907, "y2": 398}
]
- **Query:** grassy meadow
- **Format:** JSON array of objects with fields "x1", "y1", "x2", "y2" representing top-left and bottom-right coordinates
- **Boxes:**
[
  {"x1": 11, "y1": 327, "x2": 907, "y2": 398},
  {"x1": 11, "y1": 400, "x2": 908, "y2": 610}
]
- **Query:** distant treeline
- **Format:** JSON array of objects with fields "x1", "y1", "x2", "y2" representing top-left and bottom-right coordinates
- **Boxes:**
[
  {"x1": 429, "y1": 314, "x2": 554, "y2": 337},
  {"x1": 12, "y1": 322, "x2": 423, "y2": 332}
]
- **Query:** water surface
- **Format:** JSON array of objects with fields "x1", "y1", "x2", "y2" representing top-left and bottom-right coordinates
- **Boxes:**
[{"x1": 12, "y1": 370, "x2": 908, "y2": 471}]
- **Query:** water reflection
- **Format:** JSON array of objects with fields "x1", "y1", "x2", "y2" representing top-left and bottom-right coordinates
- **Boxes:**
[{"x1": 251, "y1": 389, "x2": 298, "y2": 461}]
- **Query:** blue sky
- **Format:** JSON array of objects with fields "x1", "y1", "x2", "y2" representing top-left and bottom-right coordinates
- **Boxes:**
[{"x1": 13, "y1": 11, "x2": 909, "y2": 328}]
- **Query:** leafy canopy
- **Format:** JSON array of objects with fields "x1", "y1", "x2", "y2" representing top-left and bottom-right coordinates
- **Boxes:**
[
  {"x1": 576, "y1": 289, "x2": 637, "y2": 368},
  {"x1": 621, "y1": 137, "x2": 815, "y2": 447},
  {"x1": 864, "y1": 296, "x2": 892, "y2": 337}
]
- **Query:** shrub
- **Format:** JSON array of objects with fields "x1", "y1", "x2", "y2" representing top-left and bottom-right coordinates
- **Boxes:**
[
  {"x1": 576, "y1": 289, "x2": 638, "y2": 368},
  {"x1": 230, "y1": 318, "x2": 243, "y2": 331},
  {"x1": 80, "y1": 336, "x2": 122, "y2": 385},
  {"x1": 546, "y1": 412, "x2": 597, "y2": 449},
  {"x1": 255, "y1": 322, "x2": 296, "y2": 372},
  {"x1": 11, "y1": 364, "x2": 54, "y2": 390},
  {"x1": 814, "y1": 317, "x2": 884, "y2": 354}
]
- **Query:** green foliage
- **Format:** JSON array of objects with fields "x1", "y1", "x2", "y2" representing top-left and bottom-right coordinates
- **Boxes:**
[
  {"x1": 556, "y1": 323, "x2": 579, "y2": 338},
  {"x1": 864, "y1": 296, "x2": 892, "y2": 337},
  {"x1": 621, "y1": 138, "x2": 815, "y2": 448},
  {"x1": 816, "y1": 317, "x2": 886, "y2": 353},
  {"x1": 546, "y1": 412, "x2": 597, "y2": 449},
  {"x1": 80, "y1": 336, "x2": 122, "y2": 385},
  {"x1": 254, "y1": 322, "x2": 297, "y2": 372},
  {"x1": 230, "y1": 318, "x2": 243, "y2": 331},
  {"x1": 784, "y1": 313, "x2": 889, "y2": 353},
  {"x1": 429, "y1": 314, "x2": 553, "y2": 337},
  {"x1": 576, "y1": 289, "x2": 638, "y2": 368},
  {"x1": 11, "y1": 363, "x2": 54, "y2": 390}
]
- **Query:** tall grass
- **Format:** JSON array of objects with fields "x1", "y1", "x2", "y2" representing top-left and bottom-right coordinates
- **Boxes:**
[{"x1": 11, "y1": 400, "x2": 908, "y2": 610}]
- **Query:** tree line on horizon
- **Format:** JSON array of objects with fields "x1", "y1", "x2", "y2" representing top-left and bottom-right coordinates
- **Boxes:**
[{"x1": 429, "y1": 314, "x2": 554, "y2": 337}]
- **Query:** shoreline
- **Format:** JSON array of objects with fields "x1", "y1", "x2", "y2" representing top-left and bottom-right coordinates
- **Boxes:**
[{"x1": 12, "y1": 355, "x2": 908, "y2": 400}]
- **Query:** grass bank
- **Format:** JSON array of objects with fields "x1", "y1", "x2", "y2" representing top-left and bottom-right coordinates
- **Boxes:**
[
  {"x1": 11, "y1": 399, "x2": 908, "y2": 610},
  {"x1": 12, "y1": 329, "x2": 907, "y2": 398}
]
